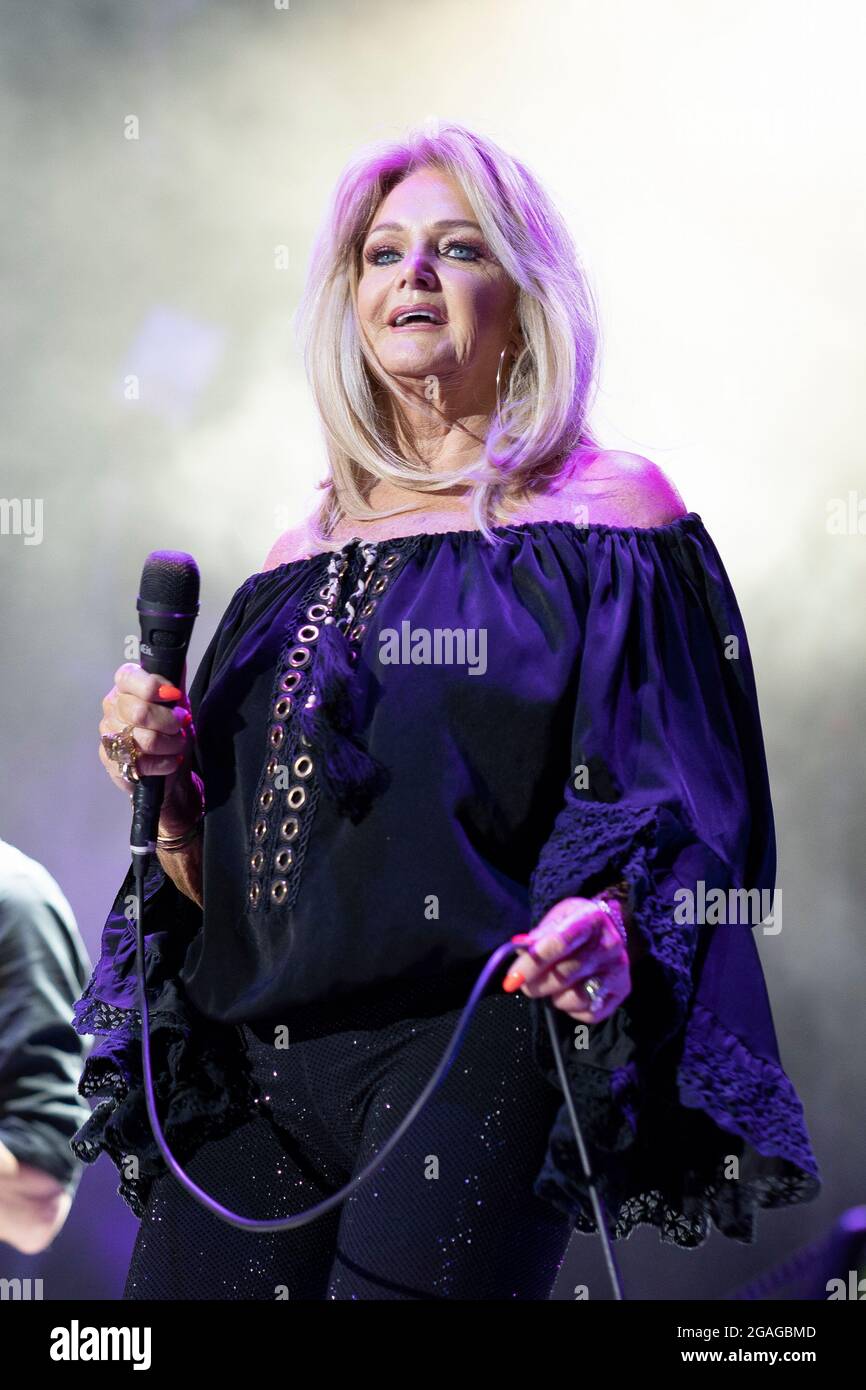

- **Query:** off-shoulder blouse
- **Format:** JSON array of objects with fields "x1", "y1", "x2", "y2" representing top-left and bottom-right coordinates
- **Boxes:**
[{"x1": 70, "y1": 513, "x2": 821, "y2": 1247}]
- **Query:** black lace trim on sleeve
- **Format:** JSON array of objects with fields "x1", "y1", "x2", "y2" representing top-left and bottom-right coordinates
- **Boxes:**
[
  {"x1": 526, "y1": 798, "x2": 821, "y2": 1247},
  {"x1": 68, "y1": 857, "x2": 269, "y2": 1219},
  {"x1": 529, "y1": 997, "x2": 820, "y2": 1249},
  {"x1": 69, "y1": 974, "x2": 266, "y2": 1220}
]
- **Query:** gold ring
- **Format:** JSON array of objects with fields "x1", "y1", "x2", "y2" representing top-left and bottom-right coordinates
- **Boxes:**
[{"x1": 102, "y1": 724, "x2": 140, "y2": 781}]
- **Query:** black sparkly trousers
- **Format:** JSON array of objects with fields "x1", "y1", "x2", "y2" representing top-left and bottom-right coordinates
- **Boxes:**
[{"x1": 123, "y1": 962, "x2": 574, "y2": 1301}]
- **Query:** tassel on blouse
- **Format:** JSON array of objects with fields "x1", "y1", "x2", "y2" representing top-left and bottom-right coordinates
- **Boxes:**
[{"x1": 297, "y1": 545, "x2": 391, "y2": 823}]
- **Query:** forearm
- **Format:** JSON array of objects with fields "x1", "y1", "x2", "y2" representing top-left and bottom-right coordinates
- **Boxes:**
[
  {"x1": 155, "y1": 773, "x2": 204, "y2": 909},
  {"x1": 156, "y1": 836, "x2": 203, "y2": 909}
]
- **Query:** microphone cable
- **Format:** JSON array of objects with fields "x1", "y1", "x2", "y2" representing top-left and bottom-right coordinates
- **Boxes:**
[{"x1": 131, "y1": 852, "x2": 626, "y2": 1299}]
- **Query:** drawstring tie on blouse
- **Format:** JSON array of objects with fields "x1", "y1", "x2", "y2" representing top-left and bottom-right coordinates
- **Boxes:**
[{"x1": 298, "y1": 540, "x2": 391, "y2": 823}]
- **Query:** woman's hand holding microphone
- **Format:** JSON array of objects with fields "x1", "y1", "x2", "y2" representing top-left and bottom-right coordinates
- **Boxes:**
[{"x1": 98, "y1": 663, "x2": 205, "y2": 905}]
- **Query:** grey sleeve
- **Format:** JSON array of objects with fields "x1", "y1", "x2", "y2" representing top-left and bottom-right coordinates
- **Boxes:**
[{"x1": 0, "y1": 861, "x2": 94, "y2": 1192}]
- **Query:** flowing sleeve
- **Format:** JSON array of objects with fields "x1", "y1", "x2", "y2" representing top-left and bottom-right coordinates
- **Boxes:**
[
  {"x1": 68, "y1": 574, "x2": 264, "y2": 1218},
  {"x1": 526, "y1": 517, "x2": 822, "y2": 1248}
]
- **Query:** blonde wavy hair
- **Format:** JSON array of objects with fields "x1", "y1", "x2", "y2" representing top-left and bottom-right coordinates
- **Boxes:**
[{"x1": 295, "y1": 120, "x2": 604, "y2": 546}]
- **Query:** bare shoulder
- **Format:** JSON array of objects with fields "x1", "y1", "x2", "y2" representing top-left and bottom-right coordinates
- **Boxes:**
[
  {"x1": 541, "y1": 449, "x2": 688, "y2": 528},
  {"x1": 261, "y1": 518, "x2": 316, "y2": 571}
]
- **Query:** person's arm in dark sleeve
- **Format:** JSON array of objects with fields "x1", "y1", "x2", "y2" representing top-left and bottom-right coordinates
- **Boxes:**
[{"x1": 0, "y1": 846, "x2": 94, "y2": 1252}]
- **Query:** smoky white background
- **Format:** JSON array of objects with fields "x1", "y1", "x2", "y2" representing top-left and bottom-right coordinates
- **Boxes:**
[{"x1": 1, "y1": 0, "x2": 863, "y2": 1299}]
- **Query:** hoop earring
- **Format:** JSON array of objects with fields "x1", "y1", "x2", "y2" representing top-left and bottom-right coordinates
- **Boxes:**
[{"x1": 495, "y1": 345, "x2": 508, "y2": 417}]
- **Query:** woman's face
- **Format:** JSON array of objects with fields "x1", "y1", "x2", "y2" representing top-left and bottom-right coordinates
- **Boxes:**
[{"x1": 356, "y1": 167, "x2": 518, "y2": 412}]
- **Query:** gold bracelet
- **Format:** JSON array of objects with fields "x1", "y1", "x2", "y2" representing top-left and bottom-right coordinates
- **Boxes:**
[
  {"x1": 156, "y1": 817, "x2": 203, "y2": 852},
  {"x1": 156, "y1": 777, "x2": 205, "y2": 852}
]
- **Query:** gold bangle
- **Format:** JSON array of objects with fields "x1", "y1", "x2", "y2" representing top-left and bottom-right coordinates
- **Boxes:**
[
  {"x1": 156, "y1": 777, "x2": 205, "y2": 852},
  {"x1": 156, "y1": 817, "x2": 203, "y2": 852}
]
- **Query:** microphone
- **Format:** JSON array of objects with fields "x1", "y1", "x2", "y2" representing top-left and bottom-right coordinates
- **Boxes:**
[{"x1": 130, "y1": 550, "x2": 200, "y2": 858}]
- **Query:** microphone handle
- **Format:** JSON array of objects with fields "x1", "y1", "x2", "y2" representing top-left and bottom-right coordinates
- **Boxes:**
[
  {"x1": 131, "y1": 776, "x2": 166, "y2": 856},
  {"x1": 131, "y1": 607, "x2": 194, "y2": 855}
]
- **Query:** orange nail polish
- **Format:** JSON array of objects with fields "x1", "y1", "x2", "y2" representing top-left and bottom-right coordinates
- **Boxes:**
[
  {"x1": 158, "y1": 684, "x2": 182, "y2": 700},
  {"x1": 502, "y1": 969, "x2": 525, "y2": 993}
]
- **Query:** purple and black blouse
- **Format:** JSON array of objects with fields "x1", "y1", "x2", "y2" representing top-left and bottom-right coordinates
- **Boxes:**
[{"x1": 70, "y1": 513, "x2": 821, "y2": 1246}]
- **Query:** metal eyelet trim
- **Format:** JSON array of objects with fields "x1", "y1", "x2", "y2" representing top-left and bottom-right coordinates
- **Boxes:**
[
  {"x1": 270, "y1": 879, "x2": 288, "y2": 905},
  {"x1": 249, "y1": 547, "x2": 399, "y2": 916}
]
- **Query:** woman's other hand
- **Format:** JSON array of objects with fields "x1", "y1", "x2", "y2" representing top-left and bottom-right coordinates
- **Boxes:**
[{"x1": 502, "y1": 894, "x2": 637, "y2": 1023}]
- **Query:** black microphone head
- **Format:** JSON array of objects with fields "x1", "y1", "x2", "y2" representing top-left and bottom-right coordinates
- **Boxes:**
[
  {"x1": 136, "y1": 551, "x2": 200, "y2": 685},
  {"x1": 139, "y1": 550, "x2": 200, "y2": 614}
]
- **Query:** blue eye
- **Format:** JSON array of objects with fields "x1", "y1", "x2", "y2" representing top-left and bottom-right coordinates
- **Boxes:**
[
  {"x1": 440, "y1": 239, "x2": 483, "y2": 260},
  {"x1": 367, "y1": 247, "x2": 400, "y2": 265},
  {"x1": 364, "y1": 239, "x2": 484, "y2": 266}
]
